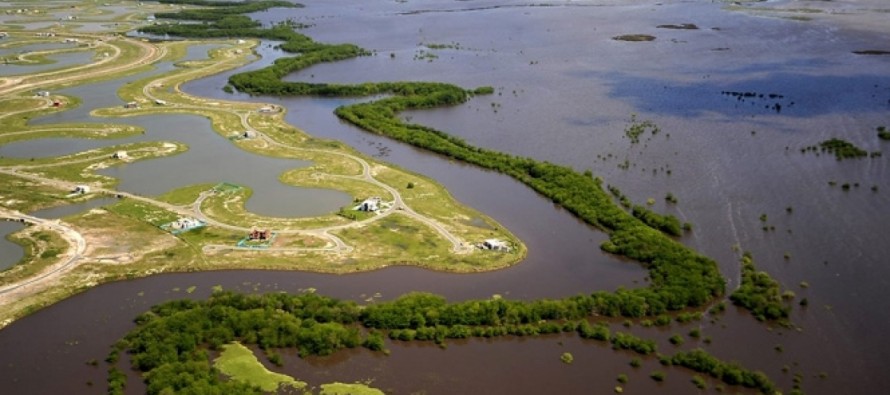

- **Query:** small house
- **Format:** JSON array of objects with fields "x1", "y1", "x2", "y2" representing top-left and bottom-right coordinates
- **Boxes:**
[
  {"x1": 124, "y1": 101, "x2": 139, "y2": 109},
  {"x1": 73, "y1": 185, "x2": 90, "y2": 194},
  {"x1": 36, "y1": 91, "x2": 50, "y2": 97},
  {"x1": 170, "y1": 217, "x2": 201, "y2": 230},
  {"x1": 52, "y1": 100, "x2": 62, "y2": 107},
  {"x1": 482, "y1": 239, "x2": 509, "y2": 251},
  {"x1": 236, "y1": 39, "x2": 246, "y2": 44},
  {"x1": 248, "y1": 229, "x2": 271, "y2": 241},
  {"x1": 113, "y1": 150, "x2": 128, "y2": 159},
  {"x1": 356, "y1": 197, "x2": 380, "y2": 212},
  {"x1": 154, "y1": 99, "x2": 166, "y2": 105},
  {"x1": 242, "y1": 130, "x2": 256, "y2": 139},
  {"x1": 0, "y1": 32, "x2": 8, "y2": 38},
  {"x1": 258, "y1": 106, "x2": 276, "y2": 113}
]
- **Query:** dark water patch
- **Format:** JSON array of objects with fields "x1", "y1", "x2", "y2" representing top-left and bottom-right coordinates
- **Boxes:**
[
  {"x1": 0, "y1": 221, "x2": 25, "y2": 270},
  {"x1": 602, "y1": 72, "x2": 890, "y2": 117},
  {"x1": 28, "y1": 197, "x2": 118, "y2": 219}
]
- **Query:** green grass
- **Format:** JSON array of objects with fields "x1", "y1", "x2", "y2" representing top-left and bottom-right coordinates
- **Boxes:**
[
  {"x1": 155, "y1": 183, "x2": 215, "y2": 206},
  {"x1": 319, "y1": 382, "x2": 385, "y2": 395},
  {"x1": 0, "y1": 173, "x2": 67, "y2": 212},
  {"x1": 214, "y1": 342, "x2": 306, "y2": 392},
  {"x1": 106, "y1": 199, "x2": 179, "y2": 227}
]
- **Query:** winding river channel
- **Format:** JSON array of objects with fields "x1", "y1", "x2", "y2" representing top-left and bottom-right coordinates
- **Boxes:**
[{"x1": 1, "y1": 0, "x2": 889, "y2": 394}]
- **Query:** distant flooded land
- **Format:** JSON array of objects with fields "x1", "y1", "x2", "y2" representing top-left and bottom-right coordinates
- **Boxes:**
[{"x1": 0, "y1": 1, "x2": 888, "y2": 394}]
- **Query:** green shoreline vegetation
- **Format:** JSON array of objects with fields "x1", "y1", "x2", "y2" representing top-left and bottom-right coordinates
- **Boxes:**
[
  {"x1": 730, "y1": 253, "x2": 793, "y2": 324},
  {"x1": 142, "y1": 0, "x2": 724, "y2": 316},
  {"x1": 800, "y1": 138, "x2": 872, "y2": 160},
  {"x1": 108, "y1": 290, "x2": 779, "y2": 394}
]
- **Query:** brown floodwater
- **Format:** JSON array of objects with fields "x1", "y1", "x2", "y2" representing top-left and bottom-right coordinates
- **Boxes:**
[{"x1": 1, "y1": 0, "x2": 889, "y2": 394}]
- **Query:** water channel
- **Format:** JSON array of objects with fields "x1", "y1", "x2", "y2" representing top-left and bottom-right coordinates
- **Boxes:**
[{"x1": 0, "y1": 0, "x2": 888, "y2": 394}]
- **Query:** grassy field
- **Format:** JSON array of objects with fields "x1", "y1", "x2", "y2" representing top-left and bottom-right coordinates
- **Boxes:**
[{"x1": 214, "y1": 342, "x2": 307, "y2": 393}]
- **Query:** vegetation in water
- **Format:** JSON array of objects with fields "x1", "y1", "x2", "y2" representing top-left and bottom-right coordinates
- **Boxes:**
[
  {"x1": 106, "y1": 291, "x2": 778, "y2": 394},
  {"x1": 144, "y1": 0, "x2": 725, "y2": 318},
  {"x1": 613, "y1": 34, "x2": 656, "y2": 42},
  {"x1": 729, "y1": 253, "x2": 791, "y2": 323},
  {"x1": 801, "y1": 138, "x2": 869, "y2": 160},
  {"x1": 624, "y1": 116, "x2": 660, "y2": 143},
  {"x1": 664, "y1": 348, "x2": 776, "y2": 394}
]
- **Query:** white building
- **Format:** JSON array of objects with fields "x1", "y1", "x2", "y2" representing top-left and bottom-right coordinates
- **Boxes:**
[
  {"x1": 170, "y1": 217, "x2": 201, "y2": 230},
  {"x1": 154, "y1": 99, "x2": 166, "y2": 105},
  {"x1": 36, "y1": 91, "x2": 50, "y2": 97},
  {"x1": 482, "y1": 239, "x2": 509, "y2": 251},
  {"x1": 113, "y1": 150, "x2": 128, "y2": 159},
  {"x1": 73, "y1": 185, "x2": 90, "y2": 194},
  {"x1": 355, "y1": 197, "x2": 381, "y2": 212},
  {"x1": 242, "y1": 130, "x2": 257, "y2": 139}
]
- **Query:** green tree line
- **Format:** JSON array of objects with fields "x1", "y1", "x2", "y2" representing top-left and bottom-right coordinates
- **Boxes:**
[{"x1": 108, "y1": 291, "x2": 777, "y2": 394}]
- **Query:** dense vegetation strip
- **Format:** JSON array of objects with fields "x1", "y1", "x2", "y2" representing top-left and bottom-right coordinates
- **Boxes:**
[
  {"x1": 140, "y1": 0, "x2": 724, "y2": 316},
  {"x1": 107, "y1": 291, "x2": 777, "y2": 394},
  {"x1": 801, "y1": 138, "x2": 869, "y2": 160},
  {"x1": 662, "y1": 348, "x2": 779, "y2": 394},
  {"x1": 878, "y1": 126, "x2": 890, "y2": 140},
  {"x1": 729, "y1": 253, "x2": 791, "y2": 323}
]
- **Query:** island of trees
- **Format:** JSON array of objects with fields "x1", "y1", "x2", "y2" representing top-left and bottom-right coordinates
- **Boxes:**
[{"x1": 108, "y1": 290, "x2": 781, "y2": 394}]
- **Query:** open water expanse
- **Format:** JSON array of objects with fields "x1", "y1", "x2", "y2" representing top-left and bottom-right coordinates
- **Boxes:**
[{"x1": 1, "y1": 0, "x2": 889, "y2": 394}]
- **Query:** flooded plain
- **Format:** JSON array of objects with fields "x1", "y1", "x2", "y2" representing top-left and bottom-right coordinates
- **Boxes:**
[{"x1": 1, "y1": 0, "x2": 889, "y2": 394}]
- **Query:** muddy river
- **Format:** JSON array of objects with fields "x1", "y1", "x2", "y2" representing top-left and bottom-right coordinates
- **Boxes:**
[{"x1": 1, "y1": 0, "x2": 889, "y2": 394}]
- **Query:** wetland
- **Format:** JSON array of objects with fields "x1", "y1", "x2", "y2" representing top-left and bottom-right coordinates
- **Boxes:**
[{"x1": 0, "y1": 0, "x2": 889, "y2": 394}]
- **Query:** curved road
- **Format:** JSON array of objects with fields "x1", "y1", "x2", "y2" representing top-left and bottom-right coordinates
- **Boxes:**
[{"x1": 0, "y1": 208, "x2": 86, "y2": 296}]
